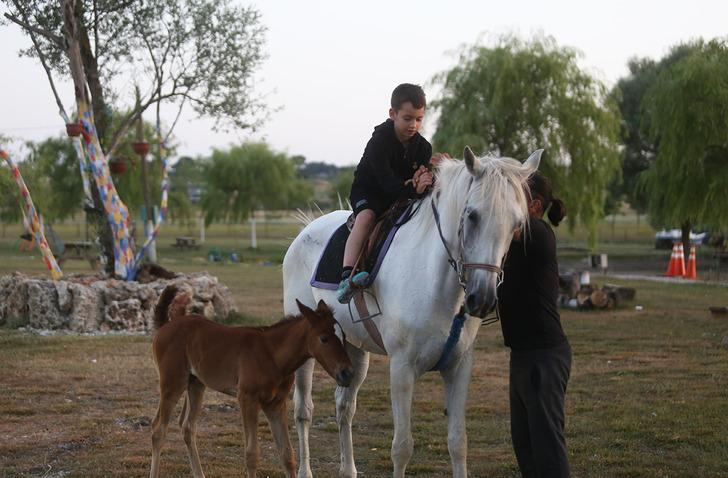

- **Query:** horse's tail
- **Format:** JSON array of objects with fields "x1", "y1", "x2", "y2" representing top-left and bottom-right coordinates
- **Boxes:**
[{"x1": 154, "y1": 284, "x2": 179, "y2": 330}]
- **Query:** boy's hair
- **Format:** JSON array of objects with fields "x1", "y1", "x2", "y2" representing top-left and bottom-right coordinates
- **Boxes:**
[{"x1": 391, "y1": 83, "x2": 426, "y2": 110}]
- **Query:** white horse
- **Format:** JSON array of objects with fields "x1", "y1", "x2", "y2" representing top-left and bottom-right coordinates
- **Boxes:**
[{"x1": 283, "y1": 147, "x2": 541, "y2": 478}]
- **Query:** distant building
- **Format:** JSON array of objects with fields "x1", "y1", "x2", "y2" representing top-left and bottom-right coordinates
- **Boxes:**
[{"x1": 186, "y1": 183, "x2": 204, "y2": 204}]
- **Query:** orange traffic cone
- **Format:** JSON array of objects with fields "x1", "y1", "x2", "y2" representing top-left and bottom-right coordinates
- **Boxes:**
[
  {"x1": 684, "y1": 245, "x2": 697, "y2": 279},
  {"x1": 665, "y1": 243, "x2": 680, "y2": 277},
  {"x1": 675, "y1": 242, "x2": 686, "y2": 277}
]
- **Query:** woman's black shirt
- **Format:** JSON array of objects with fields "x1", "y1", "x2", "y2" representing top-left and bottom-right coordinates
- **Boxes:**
[{"x1": 498, "y1": 218, "x2": 567, "y2": 351}]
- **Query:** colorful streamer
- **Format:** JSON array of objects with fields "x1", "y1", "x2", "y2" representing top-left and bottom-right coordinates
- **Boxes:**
[
  {"x1": 130, "y1": 115, "x2": 171, "y2": 275},
  {"x1": 77, "y1": 100, "x2": 135, "y2": 280},
  {"x1": 0, "y1": 149, "x2": 63, "y2": 280},
  {"x1": 131, "y1": 151, "x2": 169, "y2": 274},
  {"x1": 72, "y1": 136, "x2": 94, "y2": 203},
  {"x1": 60, "y1": 112, "x2": 94, "y2": 204}
]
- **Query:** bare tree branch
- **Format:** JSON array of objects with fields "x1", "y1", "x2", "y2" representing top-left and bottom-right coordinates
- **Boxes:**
[
  {"x1": 16, "y1": 6, "x2": 69, "y2": 121},
  {"x1": 4, "y1": 12, "x2": 64, "y2": 48}
]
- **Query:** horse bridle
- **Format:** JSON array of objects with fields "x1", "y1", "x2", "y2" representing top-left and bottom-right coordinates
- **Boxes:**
[
  {"x1": 430, "y1": 189, "x2": 504, "y2": 292},
  {"x1": 430, "y1": 191, "x2": 506, "y2": 327}
]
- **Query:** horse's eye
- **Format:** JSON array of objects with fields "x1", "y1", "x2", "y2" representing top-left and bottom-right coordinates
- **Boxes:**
[
  {"x1": 319, "y1": 335, "x2": 329, "y2": 344},
  {"x1": 467, "y1": 210, "x2": 478, "y2": 223}
]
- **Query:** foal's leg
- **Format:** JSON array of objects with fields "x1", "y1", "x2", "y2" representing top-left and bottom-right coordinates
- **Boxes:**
[
  {"x1": 149, "y1": 376, "x2": 187, "y2": 478},
  {"x1": 182, "y1": 377, "x2": 207, "y2": 478},
  {"x1": 239, "y1": 394, "x2": 261, "y2": 478},
  {"x1": 440, "y1": 348, "x2": 475, "y2": 478},
  {"x1": 293, "y1": 358, "x2": 315, "y2": 478},
  {"x1": 389, "y1": 357, "x2": 416, "y2": 478},
  {"x1": 263, "y1": 397, "x2": 296, "y2": 478},
  {"x1": 335, "y1": 343, "x2": 370, "y2": 478}
]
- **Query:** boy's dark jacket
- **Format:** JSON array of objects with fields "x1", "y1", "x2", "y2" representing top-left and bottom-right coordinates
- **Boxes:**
[{"x1": 351, "y1": 119, "x2": 432, "y2": 205}]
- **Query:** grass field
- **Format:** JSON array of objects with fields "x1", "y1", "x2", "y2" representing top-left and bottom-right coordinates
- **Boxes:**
[{"x1": 1, "y1": 216, "x2": 728, "y2": 477}]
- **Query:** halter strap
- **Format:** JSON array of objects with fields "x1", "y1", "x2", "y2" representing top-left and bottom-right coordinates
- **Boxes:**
[
  {"x1": 430, "y1": 189, "x2": 504, "y2": 291},
  {"x1": 430, "y1": 195, "x2": 460, "y2": 276}
]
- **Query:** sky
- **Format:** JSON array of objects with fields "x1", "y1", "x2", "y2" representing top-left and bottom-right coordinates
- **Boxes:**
[{"x1": 1, "y1": 0, "x2": 727, "y2": 167}]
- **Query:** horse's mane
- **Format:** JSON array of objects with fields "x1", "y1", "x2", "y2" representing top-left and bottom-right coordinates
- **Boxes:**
[{"x1": 424, "y1": 155, "x2": 530, "y2": 232}]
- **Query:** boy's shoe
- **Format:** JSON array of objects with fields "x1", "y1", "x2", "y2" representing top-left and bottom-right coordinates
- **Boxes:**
[{"x1": 336, "y1": 271, "x2": 370, "y2": 304}]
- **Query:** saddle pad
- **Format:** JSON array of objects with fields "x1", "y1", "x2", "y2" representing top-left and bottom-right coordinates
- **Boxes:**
[{"x1": 310, "y1": 202, "x2": 419, "y2": 290}]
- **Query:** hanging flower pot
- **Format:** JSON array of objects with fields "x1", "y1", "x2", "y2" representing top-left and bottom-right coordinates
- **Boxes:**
[
  {"x1": 132, "y1": 142, "x2": 150, "y2": 156},
  {"x1": 109, "y1": 159, "x2": 127, "y2": 174},
  {"x1": 65, "y1": 123, "x2": 83, "y2": 137}
]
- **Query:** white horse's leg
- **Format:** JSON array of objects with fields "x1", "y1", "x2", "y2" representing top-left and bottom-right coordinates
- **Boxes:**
[
  {"x1": 440, "y1": 348, "x2": 475, "y2": 478},
  {"x1": 335, "y1": 343, "x2": 370, "y2": 478},
  {"x1": 389, "y1": 358, "x2": 416, "y2": 478},
  {"x1": 293, "y1": 358, "x2": 315, "y2": 478}
]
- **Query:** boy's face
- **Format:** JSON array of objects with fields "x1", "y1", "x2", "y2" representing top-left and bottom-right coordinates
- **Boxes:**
[{"x1": 389, "y1": 102, "x2": 425, "y2": 143}]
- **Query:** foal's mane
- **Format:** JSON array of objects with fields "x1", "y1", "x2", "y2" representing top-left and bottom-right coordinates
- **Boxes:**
[{"x1": 253, "y1": 313, "x2": 305, "y2": 332}]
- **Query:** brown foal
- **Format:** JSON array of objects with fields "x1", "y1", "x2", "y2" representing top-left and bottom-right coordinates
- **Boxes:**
[{"x1": 149, "y1": 285, "x2": 353, "y2": 478}]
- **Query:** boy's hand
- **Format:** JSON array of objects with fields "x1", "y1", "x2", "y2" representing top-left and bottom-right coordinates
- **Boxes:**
[
  {"x1": 430, "y1": 152, "x2": 452, "y2": 167},
  {"x1": 413, "y1": 166, "x2": 434, "y2": 194}
]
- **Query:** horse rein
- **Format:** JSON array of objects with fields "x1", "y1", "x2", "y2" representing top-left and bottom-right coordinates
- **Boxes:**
[{"x1": 430, "y1": 189, "x2": 504, "y2": 292}]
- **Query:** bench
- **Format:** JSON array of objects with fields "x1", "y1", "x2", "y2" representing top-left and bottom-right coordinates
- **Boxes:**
[{"x1": 171, "y1": 236, "x2": 200, "y2": 250}]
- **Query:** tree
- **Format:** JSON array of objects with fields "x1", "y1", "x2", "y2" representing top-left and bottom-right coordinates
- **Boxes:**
[
  {"x1": 611, "y1": 45, "x2": 698, "y2": 216},
  {"x1": 168, "y1": 156, "x2": 204, "y2": 225},
  {"x1": 641, "y1": 39, "x2": 728, "y2": 251},
  {"x1": 0, "y1": 162, "x2": 22, "y2": 223},
  {"x1": 329, "y1": 167, "x2": 354, "y2": 208},
  {"x1": 2, "y1": 0, "x2": 267, "y2": 151},
  {"x1": 24, "y1": 136, "x2": 83, "y2": 222},
  {"x1": 1, "y1": 0, "x2": 267, "y2": 276},
  {"x1": 201, "y1": 143, "x2": 312, "y2": 246},
  {"x1": 430, "y1": 34, "x2": 621, "y2": 248}
]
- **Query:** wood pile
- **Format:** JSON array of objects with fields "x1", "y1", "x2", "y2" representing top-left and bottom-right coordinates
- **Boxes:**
[{"x1": 559, "y1": 272, "x2": 636, "y2": 310}]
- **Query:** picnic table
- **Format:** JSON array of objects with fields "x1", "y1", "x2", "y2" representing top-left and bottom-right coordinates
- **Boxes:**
[
  {"x1": 172, "y1": 236, "x2": 200, "y2": 250},
  {"x1": 58, "y1": 241, "x2": 99, "y2": 269}
]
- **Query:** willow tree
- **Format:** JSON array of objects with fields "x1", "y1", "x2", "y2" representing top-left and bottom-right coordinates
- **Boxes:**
[
  {"x1": 641, "y1": 39, "x2": 728, "y2": 252},
  {"x1": 201, "y1": 143, "x2": 312, "y2": 248},
  {"x1": 611, "y1": 44, "x2": 698, "y2": 217},
  {"x1": 431, "y1": 35, "x2": 621, "y2": 248}
]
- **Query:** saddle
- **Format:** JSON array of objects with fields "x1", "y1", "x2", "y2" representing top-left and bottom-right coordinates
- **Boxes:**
[{"x1": 310, "y1": 199, "x2": 420, "y2": 290}]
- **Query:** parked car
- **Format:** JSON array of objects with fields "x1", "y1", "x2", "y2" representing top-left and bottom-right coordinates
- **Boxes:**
[{"x1": 654, "y1": 229, "x2": 708, "y2": 249}]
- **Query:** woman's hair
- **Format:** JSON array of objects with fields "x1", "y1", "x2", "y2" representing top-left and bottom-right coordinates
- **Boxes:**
[{"x1": 528, "y1": 172, "x2": 566, "y2": 227}]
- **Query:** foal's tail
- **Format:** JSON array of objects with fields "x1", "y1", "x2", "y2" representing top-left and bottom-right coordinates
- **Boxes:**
[
  {"x1": 154, "y1": 284, "x2": 194, "y2": 330},
  {"x1": 154, "y1": 284, "x2": 182, "y2": 330}
]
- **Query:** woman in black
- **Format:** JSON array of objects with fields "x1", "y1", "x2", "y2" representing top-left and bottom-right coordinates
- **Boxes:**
[{"x1": 498, "y1": 172, "x2": 571, "y2": 478}]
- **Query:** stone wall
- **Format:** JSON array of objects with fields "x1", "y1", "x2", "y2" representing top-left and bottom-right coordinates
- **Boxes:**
[{"x1": 0, "y1": 272, "x2": 236, "y2": 333}]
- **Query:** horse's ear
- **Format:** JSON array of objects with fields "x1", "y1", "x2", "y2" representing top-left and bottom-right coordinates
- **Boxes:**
[
  {"x1": 464, "y1": 146, "x2": 479, "y2": 175},
  {"x1": 523, "y1": 149, "x2": 543, "y2": 173},
  {"x1": 316, "y1": 299, "x2": 331, "y2": 315},
  {"x1": 296, "y1": 299, "x2": 315, "y2": 321}
]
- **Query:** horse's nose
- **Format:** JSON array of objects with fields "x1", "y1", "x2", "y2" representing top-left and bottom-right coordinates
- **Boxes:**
[
  {"x1": 466, "y1": 292, "x2": 496, "y2": 318},
  {"x1": 465, "y1": 293, "x2": 484, "y2": 317},
  {"x1": 337, "y1": 368, "x2": 353, "y2": 387}
]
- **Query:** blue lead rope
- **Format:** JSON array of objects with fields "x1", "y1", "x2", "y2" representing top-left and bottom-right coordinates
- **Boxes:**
[{"x1": 430, "y1": 307, "x2": 468, "y2": 372}]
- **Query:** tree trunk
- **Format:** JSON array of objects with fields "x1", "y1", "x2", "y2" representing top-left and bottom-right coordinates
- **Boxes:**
[
  {"x1": 681, "y1": 220, "x2": 691, "y2": 264},
  {"x1": 61, "y1": 0, "x2": 119, "y2": 277},
  {"x1": 136, "y1": 90, "x2": 157, "y2": 264},
  {"x1": 75, "y1": 1, "x2": 109, "y2": 144},
  {"x1": 250, "y1": 214, "x2": 258, "y2": 249}
]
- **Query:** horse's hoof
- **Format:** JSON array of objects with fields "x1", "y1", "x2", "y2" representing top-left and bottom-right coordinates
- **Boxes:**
[{"x1": 339, "y1": 467, "x2": 357, "y2": 478}]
